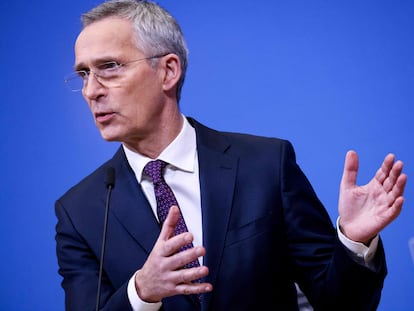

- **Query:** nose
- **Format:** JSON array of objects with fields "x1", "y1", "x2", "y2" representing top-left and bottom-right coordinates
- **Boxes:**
[{"x1": 82, "y1": 72, "x2": 105, "y2": 100}]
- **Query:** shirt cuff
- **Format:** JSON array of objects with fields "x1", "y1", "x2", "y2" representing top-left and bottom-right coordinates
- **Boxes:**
[
  {"x1": 336, "y1": 217, "x2": 378, "y2": 268},
  {"x1": 127, "y1": 271, "x2": 163, "y2": 311}
]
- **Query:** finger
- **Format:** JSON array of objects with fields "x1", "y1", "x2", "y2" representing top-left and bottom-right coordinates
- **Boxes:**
[
  {"x1": 389, "y1": 173, "x2": 408, "y2": 201},
  {"x1": 392, "y1": 196, "x2": 405, "y2": 214},
  {"x1": 173, "y1": 265, "x2": 210, "y2": 285},
  {"x1": 384, "y1": 196, "x2": 404, "y2": 223},
  {"x1": 382, "y1": 160, "x2": 404, "y2": 192},
  {"x1": 375, "y1": 153, "x2": 396, "y2": 185},
  {"x1": 175, "y1": 279, "x2": 213, "y2": 295},
  {"x1": 159, "y1": 205, "x2": 181, "y2": 241},
  {"x1": 340, "y1": 150, "x2": 359, "y2": 189},
  {"x1": 170, "y1": 245, "x2": 205, "y2": 270}
]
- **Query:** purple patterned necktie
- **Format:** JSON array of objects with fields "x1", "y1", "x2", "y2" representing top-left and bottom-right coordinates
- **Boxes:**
[{"x1": 144, "y1": 160, "x2": 200, "y2": 269}]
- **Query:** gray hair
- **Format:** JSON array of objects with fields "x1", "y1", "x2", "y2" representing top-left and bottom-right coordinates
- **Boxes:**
[{"x1": 81, "y1": 0, "x2": 188, "y2": 102}]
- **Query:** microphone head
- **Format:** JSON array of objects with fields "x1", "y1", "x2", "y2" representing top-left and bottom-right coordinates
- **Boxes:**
[{"x1": 105, "y1": 167, "x2": 115, "y2": 189}]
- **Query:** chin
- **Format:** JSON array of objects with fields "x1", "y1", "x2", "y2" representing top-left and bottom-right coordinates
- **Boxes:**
[{"x1": 99, "y1": 130, "x2": 122, "y2": 143}]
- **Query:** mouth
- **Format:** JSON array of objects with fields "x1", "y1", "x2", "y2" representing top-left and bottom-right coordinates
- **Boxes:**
[{"x1": 95, "y1": 111, "x2": 116, "y2": 123}]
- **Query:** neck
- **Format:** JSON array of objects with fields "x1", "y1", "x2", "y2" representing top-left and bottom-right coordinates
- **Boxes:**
[{"x1": 123, "y1": 108, "x2": 183, "y2": 159}]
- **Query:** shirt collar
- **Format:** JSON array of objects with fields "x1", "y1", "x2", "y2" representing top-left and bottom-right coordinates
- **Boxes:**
[{"x1": 123, "y1": 115, "x2": 197, "y2": 183}]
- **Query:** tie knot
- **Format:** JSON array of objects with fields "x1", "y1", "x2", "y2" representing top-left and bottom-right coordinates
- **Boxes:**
[{"x1": 144, "y1": 160, "x2": 167, "y2": 183}]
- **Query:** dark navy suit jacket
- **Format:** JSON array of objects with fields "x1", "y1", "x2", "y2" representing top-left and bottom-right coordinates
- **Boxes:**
[{"x1": 55, "y1": 118, "x2": 386, "y2": 311}]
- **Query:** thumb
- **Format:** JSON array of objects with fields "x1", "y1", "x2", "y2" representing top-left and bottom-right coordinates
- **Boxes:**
[{"x1": 341, "y1": 150, "x2": 359, "y2": 190}]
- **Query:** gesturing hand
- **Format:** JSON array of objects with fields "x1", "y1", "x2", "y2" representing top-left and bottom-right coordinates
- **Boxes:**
[
  {"x1": 338, "y1": 150, "x2": 407, "y2": 245},
  {"x1": 134, "y1": 206, "x2": 212, "y2": 303}
]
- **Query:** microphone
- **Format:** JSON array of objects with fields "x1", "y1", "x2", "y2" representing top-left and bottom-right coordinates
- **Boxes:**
[{"x1": 96, "y1": 167, "x2": 115, "y2": 311}]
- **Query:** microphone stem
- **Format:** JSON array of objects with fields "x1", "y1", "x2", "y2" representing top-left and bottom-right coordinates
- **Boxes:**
[{"x1": 96, "y1": 184, "x2": 113, "y2": 311}]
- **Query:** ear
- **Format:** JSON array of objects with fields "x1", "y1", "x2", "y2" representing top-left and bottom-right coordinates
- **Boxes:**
[{"x1": 161, "y1": 54, "x2": 181, "y2": 94}]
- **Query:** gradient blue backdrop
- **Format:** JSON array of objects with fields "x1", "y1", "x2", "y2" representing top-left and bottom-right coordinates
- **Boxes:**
[{"x1": 1, "y1": 1, "x2": 413, "y2": 310}]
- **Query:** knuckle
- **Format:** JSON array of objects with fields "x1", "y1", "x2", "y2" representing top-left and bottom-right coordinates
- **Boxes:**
[
  {"x1": 182, "y1": 286, "x2": 191, "y2": 295},
  {"x1": 174, "y1": 250, "x2": 190, "y2": 265},
  {"x1": 158, "y1": 260, "x2": 168, "y2": 272},
  {"x1": 162, "y1": 240, "x2": 176, "y2": 255},
  {"x1": 181, "y1": 273, "x2": 187, "y2": 284}
]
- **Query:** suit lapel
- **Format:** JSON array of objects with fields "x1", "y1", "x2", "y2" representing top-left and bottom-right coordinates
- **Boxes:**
[
  {"x1": 191, "y1": 119, "x2": 238, "y2": 309},
  {"x1": 109, "y1": 148, "x2": 161, "y2": 254}
]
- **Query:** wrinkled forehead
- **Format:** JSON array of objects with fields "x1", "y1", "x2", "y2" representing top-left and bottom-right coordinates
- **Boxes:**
[{"x1": 74, "y1": 17, "x2": 141, "y2": 68}]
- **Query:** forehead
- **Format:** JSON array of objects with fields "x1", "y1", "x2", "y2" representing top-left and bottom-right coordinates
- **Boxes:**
[{"x1": 74, "y1": 17, "x2": 141, "y2": 66}]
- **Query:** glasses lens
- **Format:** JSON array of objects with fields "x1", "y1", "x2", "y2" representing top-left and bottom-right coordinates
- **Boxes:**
[{"x1": 64, "y1": 73, "x2": 84, "y2": 92}]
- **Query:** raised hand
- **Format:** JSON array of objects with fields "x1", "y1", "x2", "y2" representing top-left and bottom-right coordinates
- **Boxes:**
[
  {"x1": 134, "y1": 206, "x2": 212, "y2": 302},
  {"x1": 338, "y1": 150, "x2": 407, "y2": 245}
]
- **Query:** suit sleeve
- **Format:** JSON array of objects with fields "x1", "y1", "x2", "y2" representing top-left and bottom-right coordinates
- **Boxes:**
[
  {"x1": 279, "y1": 140, "x2": 387, "y2": 311},
  {"x1": 55, "y1": 200, "x2": 133, "y2": 311}
]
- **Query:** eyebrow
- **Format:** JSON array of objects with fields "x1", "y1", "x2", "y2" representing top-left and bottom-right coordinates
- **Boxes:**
[
  {"x1": 74, "y1": 62, "x2": 87, "y2": 72},
  {"x1": 74, "y1": 57, "x2": 119, "y2": 71}
]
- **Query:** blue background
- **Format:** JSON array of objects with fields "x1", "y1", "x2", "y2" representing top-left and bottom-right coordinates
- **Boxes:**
[{"x1": 1, "y1": 0, "x2": 413, "y2": 310}]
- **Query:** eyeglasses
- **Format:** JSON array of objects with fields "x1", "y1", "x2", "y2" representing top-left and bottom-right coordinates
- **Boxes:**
[{"x1": 64, "y1": 54, "x2": 167, "y2": 92}]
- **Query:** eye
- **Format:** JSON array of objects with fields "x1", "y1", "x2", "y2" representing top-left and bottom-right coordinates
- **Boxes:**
[
  {"x1": 97, "y1": 61, "x2": 121, "y2": 71},
  {"x1": 77, "y1": 70, "x2": 89, "y2": 79}
]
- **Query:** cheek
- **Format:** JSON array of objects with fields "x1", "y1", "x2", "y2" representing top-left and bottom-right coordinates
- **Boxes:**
[
  {"x1": 124, "y1": 84, "x2": 160, "y2": 114},
  {"x1": 116, "y1": 69, "x2": 164, "y2": 116},
  {"x1": 130, "y1": 68, "x2": 162, "y2": 98}
]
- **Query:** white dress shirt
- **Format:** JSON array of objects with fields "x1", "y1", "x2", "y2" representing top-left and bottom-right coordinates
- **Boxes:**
[{"x1": 124, "y1": 116, "x2": 201, "y2": 311}]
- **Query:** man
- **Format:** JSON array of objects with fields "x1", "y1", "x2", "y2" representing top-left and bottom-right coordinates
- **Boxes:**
[{"x1": 55, "y1": 1, "x2": 407, "y2": 310}]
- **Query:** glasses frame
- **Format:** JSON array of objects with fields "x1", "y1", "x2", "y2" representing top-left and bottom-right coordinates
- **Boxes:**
[{"x1": 64, "y1": 54, "x2": 168, "y2": 92}]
